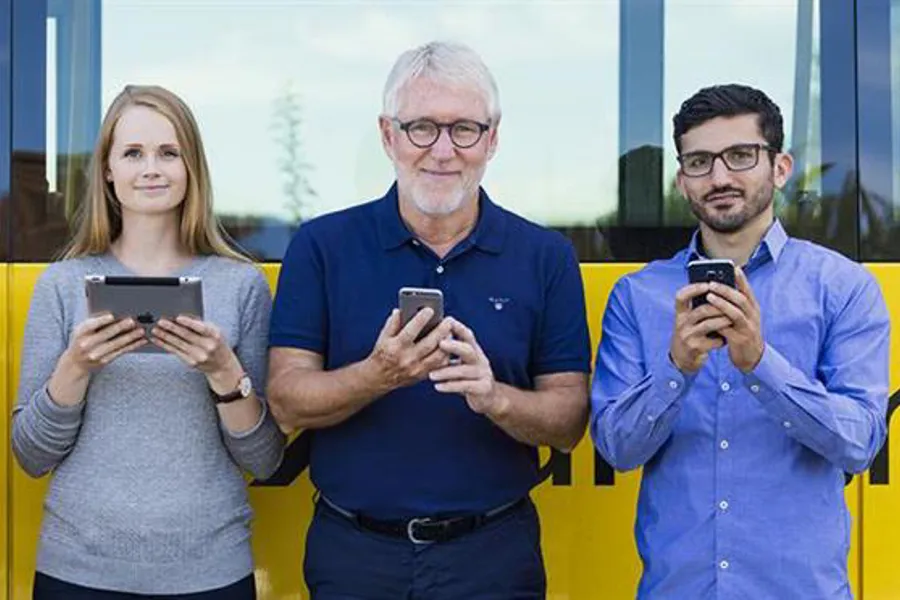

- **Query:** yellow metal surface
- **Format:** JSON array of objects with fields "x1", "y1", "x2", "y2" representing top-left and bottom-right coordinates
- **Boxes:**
[
  {"x1": 4, "y1": 263, "x2": 889, "y2": 598},
  {"x1": 9, "y1": 266, "x2": 49, "y2": 600},
  {"x1": 0, "y1": 265, "x2": 7, "y2": 600},
  {"x1": 861, "y1": 264, "x2": 900, "y2": 599}
]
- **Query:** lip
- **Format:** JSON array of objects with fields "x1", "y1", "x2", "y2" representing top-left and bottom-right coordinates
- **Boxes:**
[
  {"x1": 706, "y1": 192, "x2": 742, "y2": 204},
  {"x1": 420, "y1": 169, "x2": 460, "y2": 177},
  {"x1": 134, "y1": 185, "x2": 171, "y2": 197}
]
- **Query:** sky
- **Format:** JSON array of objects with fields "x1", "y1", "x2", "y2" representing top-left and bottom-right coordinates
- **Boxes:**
[{"x1": 92, "y1": 0, "x2": 806, "y2": 225}]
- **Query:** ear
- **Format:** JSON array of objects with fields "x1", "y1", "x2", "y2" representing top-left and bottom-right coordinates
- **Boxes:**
[
  {"x1": 675, "y1": 169, "x2": 687, "y2": 198},
  {"x1": 378, "y1": 115, "x2": 396, "y2": 161},
  {"x1": 772, "y1": 151, "x2": 794, "y2": 189},
  {"x1": 485, "y1": 122, "x2": 499, "y2": 161},
  {"x1": 105, "y1": 168, "x2": 113, "y2": 182}
]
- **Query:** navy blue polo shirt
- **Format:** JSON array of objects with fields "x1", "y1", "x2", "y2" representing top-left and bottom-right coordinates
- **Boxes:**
[{"x1": 270, "y1": 183, "x2": 591, "y2": 519}]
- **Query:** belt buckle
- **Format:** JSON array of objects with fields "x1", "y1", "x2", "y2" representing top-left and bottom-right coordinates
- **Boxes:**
[{"x1": 406, "y1": 517, "x2": 436, "y2": 545}]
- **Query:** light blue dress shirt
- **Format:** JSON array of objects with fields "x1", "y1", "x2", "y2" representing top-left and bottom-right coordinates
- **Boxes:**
[{"x1": 591, "y1": 220, "x2": 889, "y2": 599}]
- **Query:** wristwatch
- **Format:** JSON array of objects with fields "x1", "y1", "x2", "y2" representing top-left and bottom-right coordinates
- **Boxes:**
[{"x1": 209, "y1": 373, "x2": 253, "y2": 404}]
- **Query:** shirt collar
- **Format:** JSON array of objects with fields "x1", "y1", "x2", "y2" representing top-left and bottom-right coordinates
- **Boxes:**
[
  {"x1": 684, "y1": 219, "x2": 788, "y2": 266},
  {"x1": 374, "y1": 182, "x2": 507, "y2": 254}
]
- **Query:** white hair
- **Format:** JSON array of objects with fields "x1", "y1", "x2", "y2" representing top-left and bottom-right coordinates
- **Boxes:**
[{"x1": 382, "y1": 41, "x2": 501, "y2": 122}]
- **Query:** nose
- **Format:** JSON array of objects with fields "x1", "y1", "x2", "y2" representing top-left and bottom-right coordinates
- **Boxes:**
[
  {"x1": 707, "y1": 156, "x2": 733, "y2": 186},
  {"x1": 140, "y1": 154, "x2": 161, "y2": 179},
  {"x1": 429, "y1": 127, "x2": 456, "y2": 160}
]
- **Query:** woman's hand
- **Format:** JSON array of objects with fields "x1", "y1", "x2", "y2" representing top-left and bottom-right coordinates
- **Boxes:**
[
  {"x1": 150, "y1": 315, "x2": 242, "y2": 392},
  {"x1": 64, "y1": 313, "x2": 147, "y2": 375},
  {"x1": 48, "y1": 313, "x2": 146, "y2": 407}
]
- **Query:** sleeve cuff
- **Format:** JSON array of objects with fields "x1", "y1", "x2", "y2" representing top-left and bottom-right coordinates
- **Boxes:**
[
  {"x1": 656, "y1": 353, "x2": 697, "y2": 394},
  {"x1": 643, "y1": 354, "x2": 695, "y2": 419},
  {"x1": 221, "y1": 395, "x2": 270, "y2": 439},
  {"x1": 743, "y1": 343, "x2": 793, "y2": 401},
  {"x1": 35, "y1": 386, "x2": 85, "y2": 425}
]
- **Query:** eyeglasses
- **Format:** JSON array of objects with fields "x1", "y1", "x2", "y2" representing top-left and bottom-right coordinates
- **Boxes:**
[
  {"x1": 677, "y1": 143, "x2": 776, "y2": 177},
  {"x1": 393, "y1": 118, "x2": 491, "y2": 149}
]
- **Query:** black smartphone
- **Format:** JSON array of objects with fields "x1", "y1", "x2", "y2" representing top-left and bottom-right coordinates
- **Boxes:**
[
  {"x1": 398, "y1": 287, "x2": 444, "y2": 341},
  {"x1": 687, "y1": 259, "x2": 736, "y2": 309}
]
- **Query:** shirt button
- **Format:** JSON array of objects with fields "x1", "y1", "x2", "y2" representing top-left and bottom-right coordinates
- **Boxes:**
[
  {"x1": 783, "y1": 421, "x2": 792, "y2": 429},
  {"x1": 436, "y1": 265, "x2": 445, "y2": 274},
  {"x1": 720, "y1": 382, "x2": 730, "y2": 392},
  {"x1": 646, "y1": 415, "x2": 655, "y2": 422},
  {"x1": 719, "y1": 500, "x2": 729, "y2": 510},
  {"x1": 412, "y1": 239, "x2": 420, "y2": 246},
  {"x1": 750, "y1": 384, "x2": 760, "y2": 393},
  {"x1": 668, "y1": 380, "x2": 678, "y2": 390},
  {"x1": 720, "y1": 440, "x2": 729, "y2": 450},
  {"x1": 719, "y1": 560, "x2": 730, "y2": 570}
]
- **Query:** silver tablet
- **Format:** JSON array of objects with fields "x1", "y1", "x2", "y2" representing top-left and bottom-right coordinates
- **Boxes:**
[{"x1": 85, "y1": 275, "x2": 204, "y2": 353}]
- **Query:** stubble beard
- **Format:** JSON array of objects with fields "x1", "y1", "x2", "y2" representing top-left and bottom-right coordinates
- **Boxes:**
[{"x1": 690, "y1": 179, "x2": 775, "y2": 234}]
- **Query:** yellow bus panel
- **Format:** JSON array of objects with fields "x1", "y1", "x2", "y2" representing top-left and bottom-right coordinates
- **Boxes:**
[
  {"x1": 7, "y1": 264, "x2": 892, "y2": 598},
  {"x1": 0, "y1": 265, "x2": 7, "y2": 600}
]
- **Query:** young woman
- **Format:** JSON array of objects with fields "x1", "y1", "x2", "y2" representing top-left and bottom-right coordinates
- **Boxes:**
[{"x1": 12, "y1": 85, "x2": 284, "y2": 600}]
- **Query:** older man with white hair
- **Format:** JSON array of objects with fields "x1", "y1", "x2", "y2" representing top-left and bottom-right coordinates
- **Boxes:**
[{"x1": 268, "y1": 41, "x2": 590, "y2": 599}]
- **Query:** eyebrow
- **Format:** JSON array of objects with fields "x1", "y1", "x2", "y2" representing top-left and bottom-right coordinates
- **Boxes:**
[
  {"x1": 682, "y1": 142, "x2": 763, "y2": 154},
  {"x1": 119, "y1": 142, "x2": 180, "y2": 148}
]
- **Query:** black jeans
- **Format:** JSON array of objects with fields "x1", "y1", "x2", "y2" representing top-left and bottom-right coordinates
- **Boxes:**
[{"x1": 32, "y1": 573, "x2": 256, "y2": 600}]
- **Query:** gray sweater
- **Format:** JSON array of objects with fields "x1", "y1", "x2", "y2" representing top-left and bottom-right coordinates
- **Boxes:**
[{"x1": 12, "y1": 253, "x2": 285, "y2": 594}]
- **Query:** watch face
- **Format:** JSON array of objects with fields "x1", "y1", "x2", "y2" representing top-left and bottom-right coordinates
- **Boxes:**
[{"x1": 238, "y1": 375, "x2": 252, "y2": 397}]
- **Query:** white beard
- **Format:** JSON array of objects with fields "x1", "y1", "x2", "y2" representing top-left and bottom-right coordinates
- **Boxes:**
[{"x1": 409, "y1": 183, "x2": 469, "y2": 216}]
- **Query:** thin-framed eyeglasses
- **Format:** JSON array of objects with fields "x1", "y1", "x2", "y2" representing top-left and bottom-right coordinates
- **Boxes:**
[
  {"x1": 393, "y1": 118, "x2": 491, "y2": 149},
  {"x1": 677, "y1": 143, "x2": 776, "y2": 177}
]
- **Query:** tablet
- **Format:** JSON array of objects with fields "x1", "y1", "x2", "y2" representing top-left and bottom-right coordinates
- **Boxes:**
[{"x1": 85, "y1": 275, "x2": 204, "y2": 353}]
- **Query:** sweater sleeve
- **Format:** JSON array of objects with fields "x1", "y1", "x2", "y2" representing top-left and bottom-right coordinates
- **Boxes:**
[
  {"x1": 11, "y1": 267, "x2": 85, "y2": 477},
  {"x1": 219, "y1": 267, "x2": 285, "y2": 480}
]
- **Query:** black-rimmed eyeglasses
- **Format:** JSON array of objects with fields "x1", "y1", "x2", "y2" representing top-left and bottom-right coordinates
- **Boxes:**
[
  {"x1": 393, "y1": 118, "x2": 491, "y2": 149},
  {"x1": 678, "y1": 143, "x2": 776, "y2": 177}
]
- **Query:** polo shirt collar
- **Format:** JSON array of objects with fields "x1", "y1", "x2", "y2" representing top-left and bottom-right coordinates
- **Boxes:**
[
  {"x1": 374, "y1": 182, "x2": 507, "y2": 254},
  {"x1": 375, "y1": 183, "x2": 413, "y2": 250}
]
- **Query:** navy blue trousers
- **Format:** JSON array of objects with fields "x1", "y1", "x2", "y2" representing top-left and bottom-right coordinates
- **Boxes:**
[
  {"x1": 304, "y1": 498, "x2": 547, "y2": 599},
  {"x1": 32, "y1": 573, "x2": 256, "y2": 600}
]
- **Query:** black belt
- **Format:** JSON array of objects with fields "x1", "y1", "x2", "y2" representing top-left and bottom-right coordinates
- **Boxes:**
[{"x1": 318, "y1": 496, "x2": 527, "y2": 544}]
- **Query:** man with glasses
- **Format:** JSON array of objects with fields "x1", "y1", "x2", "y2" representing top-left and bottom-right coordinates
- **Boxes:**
[
  {"x1": 268, "y1": 41, "x2": 590, "y2": 599},
  {"x1": 591, "y1": 84, "x2": 889, "y2": 598}
]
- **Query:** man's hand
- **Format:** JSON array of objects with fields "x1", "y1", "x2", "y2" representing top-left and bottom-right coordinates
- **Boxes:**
[
  {"x1": 366, "y1": 307, "x2": 453, "y2": 392},
  {"x1": 429, "y1": 318, "x2": 504, "y2": 416},
  {"x1": 670, "y1": 282, "x2": 731, "y2": 373},
  {"x1": 706, "y1": 267, "x2": 764, "y2": 373}
]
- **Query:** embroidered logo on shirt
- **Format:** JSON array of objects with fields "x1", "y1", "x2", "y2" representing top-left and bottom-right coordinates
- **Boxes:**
[{"x1": 489, "y1": 297, "x2": 510, "y2": 311}]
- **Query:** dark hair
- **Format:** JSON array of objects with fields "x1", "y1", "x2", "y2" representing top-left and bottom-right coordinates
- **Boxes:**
[{"x1": 672, "y1": 84, "x2": 784, "y2": 154}]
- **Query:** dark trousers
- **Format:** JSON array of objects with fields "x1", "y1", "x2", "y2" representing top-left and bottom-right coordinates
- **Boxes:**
[
  {"x1": 304, "y1": 497, "x2": 547, "y2": 600},
  {"x1": 32, "y1": 573, "x2": 256, "y2": 600}
]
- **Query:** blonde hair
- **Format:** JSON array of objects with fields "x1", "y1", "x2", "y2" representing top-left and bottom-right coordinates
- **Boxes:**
[{"x1": 64, "y1": 84, "x2": 249, "y2": 262}]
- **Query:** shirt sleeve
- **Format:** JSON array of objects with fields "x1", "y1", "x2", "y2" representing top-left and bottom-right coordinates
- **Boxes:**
[
  {"x1": 11, "y1": 268, "x2": 85, "y2": 477},
  {"x1": 220, "y1": 267, "x2": 286, "y2": 480},
  {"x1": 532, "y1": 239, "x2": 592, "y2": 376},
  {"x1": 269, "y1": 226, "x2": 328, "y2": 353},
  {"x1": 743, "y1": 273, "x2": 889, "y2": 474},
  {"x1": 590, "y1": 278, "x2": 696, "y2": 471}
]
